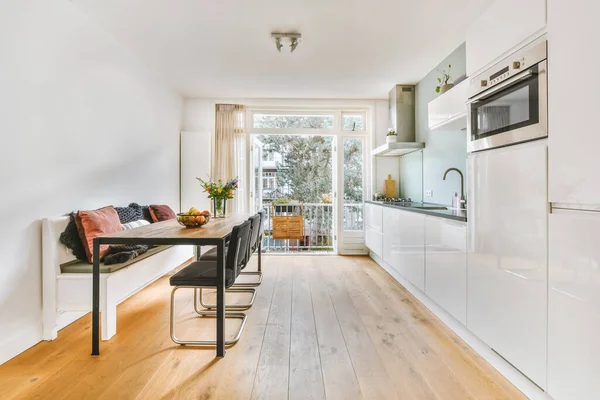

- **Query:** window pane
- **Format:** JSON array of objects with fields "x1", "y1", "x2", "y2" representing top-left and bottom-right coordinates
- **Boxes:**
[
  {"x1": 342, "y1": 114, "x2": 364, "y2": 131},
  {"x1": 253, "y1": 113, "x2": 334, "y2": 129},
  {"x1": 343, "y1": 138, "x2": 364, "y2": 230}
]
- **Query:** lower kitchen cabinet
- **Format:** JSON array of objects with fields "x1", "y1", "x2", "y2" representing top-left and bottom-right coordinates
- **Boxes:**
[
  {"x1": 383, "y1": 207, "x2": 425, "y2": 291},
  {"x1": 548, "y1": 209, "x2": 600, "y2": 400},
  {"x1": 425, "y1": 216, "x2": 467, "y2": 325},
  {"x1": 365, "y1": 203, "x2": 383, "y2": 257}
]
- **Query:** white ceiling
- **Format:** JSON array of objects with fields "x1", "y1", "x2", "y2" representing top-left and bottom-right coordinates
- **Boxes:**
[{"x1": 72, "y1": 0, "x2": 492, "y2": 99}]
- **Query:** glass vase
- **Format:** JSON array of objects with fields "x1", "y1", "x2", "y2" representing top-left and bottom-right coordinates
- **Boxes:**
[{"x1": 213, "y1": 197, "x2": 227, "y2": 218}]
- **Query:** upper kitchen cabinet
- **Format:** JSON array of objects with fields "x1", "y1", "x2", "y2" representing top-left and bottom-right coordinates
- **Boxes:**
[
  {"x1": 548, "y1": 0, "x2": 600, "y2": 205},
  {"x1": 466, "y1": 0, "x2": 547, "y2": 76},
  {"x1": 427, "y1": 81, "x2": 468, "y2": 132},
  {"x1": 548, "y1": 209, "x2": 600, "y2": 400}
]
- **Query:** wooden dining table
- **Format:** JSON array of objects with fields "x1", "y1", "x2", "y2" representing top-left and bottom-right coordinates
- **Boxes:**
[{"x1": 91, "y1": 213, "x2": 252, "y2": 358}]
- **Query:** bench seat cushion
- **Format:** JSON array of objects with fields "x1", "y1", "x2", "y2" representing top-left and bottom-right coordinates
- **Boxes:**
[
  {"x1": 170, "y1": 260, "x2": 235, "y2": 288},
  {"x1": 60, "y1": 245, "x2": 172, "y2": 274}
]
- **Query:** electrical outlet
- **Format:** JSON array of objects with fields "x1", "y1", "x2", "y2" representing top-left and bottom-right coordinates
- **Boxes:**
[{"x1": 425, "y1": 190, "x2": 433, "y2": 197}]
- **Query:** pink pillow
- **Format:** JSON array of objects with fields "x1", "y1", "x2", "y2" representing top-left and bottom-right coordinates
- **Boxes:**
[{"x1": 75, "y1": 206, "x2": 123, "y2": 263}]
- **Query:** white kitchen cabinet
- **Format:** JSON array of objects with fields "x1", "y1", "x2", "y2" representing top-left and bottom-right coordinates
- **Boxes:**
[
  {"x1": 425, "y1": 217, "x2": 467, "y2": 325},
  {"x1": 548, "y1": 209, "x2": 600, "y2": 400},
  {"x1": 427, "y1": 81, "x2": 468, "y2": 132},
  {"x1": 547, "y1": 0, "x2": 600, "y2": 205},
  {"x1": 382, "y1": 207, "x2": 425, "y2": 291},
  {"x1": 467, "y1": 140, "x2": 548, "y2": 388},
  {"x1": 466, "y1": 0, "x2": 546, "y2": 76},
  {"x1": 365, "y1": 203, "x2": 383, "y2": 258}
]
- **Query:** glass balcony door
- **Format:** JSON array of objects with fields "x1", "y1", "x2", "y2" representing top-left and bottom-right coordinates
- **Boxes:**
[{"x1": 337, "y1": 136, "x2": 367, "y2": 254}]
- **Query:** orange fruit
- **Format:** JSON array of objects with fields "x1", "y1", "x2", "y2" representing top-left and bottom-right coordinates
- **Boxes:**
[
  {"x1": 198, "y1": 215, "x2": 206, "y2": 224},
  {"x1": 202, "y1": 210, "x2": 210, "y2": 216}
]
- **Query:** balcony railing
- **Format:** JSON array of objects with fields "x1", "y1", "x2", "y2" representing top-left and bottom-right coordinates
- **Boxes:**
[{"x1": 260, "y1": 202, "x2": 363, "y2": 253}]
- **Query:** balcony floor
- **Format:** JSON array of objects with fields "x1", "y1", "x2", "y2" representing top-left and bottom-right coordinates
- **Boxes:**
[{"x1": 0, "y1": 256, "x2": 525, "y2": 399}]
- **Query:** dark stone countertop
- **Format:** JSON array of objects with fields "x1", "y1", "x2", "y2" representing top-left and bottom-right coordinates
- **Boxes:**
[{"x1": 365, "y1": 200, "x2": 467, "y2": 222}]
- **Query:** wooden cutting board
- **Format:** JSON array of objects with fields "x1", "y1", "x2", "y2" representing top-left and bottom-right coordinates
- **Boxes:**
[{"x1": 384, "y1": 174, "x2": 397, "y2": 198}]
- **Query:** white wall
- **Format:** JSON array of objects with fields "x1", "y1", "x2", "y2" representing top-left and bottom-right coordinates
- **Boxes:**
[{"x1": 0, "y1": 0, "x2": 183, "y2": 364}]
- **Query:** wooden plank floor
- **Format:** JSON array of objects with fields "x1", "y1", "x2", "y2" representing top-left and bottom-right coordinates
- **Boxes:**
[{"x1": 0, "y1": 256, "x2": 526, "y2": 400}]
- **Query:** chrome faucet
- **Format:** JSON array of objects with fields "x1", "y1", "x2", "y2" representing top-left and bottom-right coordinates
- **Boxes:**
[{"x1": 442, "y1": 168, "x2": 466, "y2": 209}]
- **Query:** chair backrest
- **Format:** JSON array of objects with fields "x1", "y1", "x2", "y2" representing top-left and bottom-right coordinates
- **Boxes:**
[
  {"x1": 226, "y1": 220, "x2": 252, "y2": 278},
  {"x1": 248, "y1": 213, "x2": 262, "y2": 256}
]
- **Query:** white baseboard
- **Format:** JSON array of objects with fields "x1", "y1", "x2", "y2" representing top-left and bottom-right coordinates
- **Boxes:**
[
  {"x1": 56, "y1": 311, "x2": 87, "y2": 333},
  {"x1": 0, "y1": 320, "x2": 43, "y2": 366},
  {"x1": 369, "y1": 252, "x2": 552, "y2": 400}
]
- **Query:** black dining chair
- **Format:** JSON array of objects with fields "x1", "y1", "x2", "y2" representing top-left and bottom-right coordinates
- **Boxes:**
[
  {"x1": 169, "y1": 220, "x2": 251, "y2": 346},
  {"x1": 199, "y1": 212, "x2": 263, "y2": 289}
]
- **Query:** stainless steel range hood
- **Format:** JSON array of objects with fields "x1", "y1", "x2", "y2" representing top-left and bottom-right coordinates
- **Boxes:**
[{"x1": 372, "y1": 85, "x2": 425, "y2": 157}]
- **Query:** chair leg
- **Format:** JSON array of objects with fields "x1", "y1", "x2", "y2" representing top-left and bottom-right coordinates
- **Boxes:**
[
  {"x1": 194, "y1": 287, "x2": 256, "y2": 311},
  {"x1": 232, "y1": 271, "x2": 263, "y2": 287},
  {"x1": 170, "y1": 286, "x2": 247, "y2": 346}
]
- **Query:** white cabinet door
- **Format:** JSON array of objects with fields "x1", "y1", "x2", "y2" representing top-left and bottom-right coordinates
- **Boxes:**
[
  {"x1": 548, "y1": 0, "x2": 600, "y2": 205},
  {"x1": 383, "y1": 208, "x2": 426, "y2": 291},
  {"x1": 427, "y1": 80, "x2": 468, "y2": 132},
  {"x1": 467, "y1": 140, "x2": 548, "y2": 388},
  {"x1": 466, "y1": 0, "x2": 546, "y2": 76},
  {"x1": 425, "y1": 217, "x2": 467, "y2": 325},
  {"x1": 365, "y1": 203, "x2": 383, "y2": 257},
  {"x1": 365, "y1": 203, "x2": 383, "y2": 233},
  {"x1": 548, "y1": 209, "x2": 600, "y2": 400},
  {"x1": 382, "y1": 207, "x2": 401, "y2": 271}
]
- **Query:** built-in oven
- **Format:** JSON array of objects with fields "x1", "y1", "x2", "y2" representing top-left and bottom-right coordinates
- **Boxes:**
[{"x1": 467, "y1": 38, "x2": 547, "y2": 152}]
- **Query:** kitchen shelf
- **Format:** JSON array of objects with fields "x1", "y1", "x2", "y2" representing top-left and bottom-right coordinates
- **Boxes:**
[
  {"x1": 371, "y1": 142, "x2": 425, "y2": 157},
  {"x1": 428, "y1": 80, "x2": 469, "y2": 132}
]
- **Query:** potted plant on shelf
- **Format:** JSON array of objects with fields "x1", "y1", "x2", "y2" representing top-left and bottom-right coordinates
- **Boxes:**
[
  {"x1": 386, "y1": 129, "x2": 398, "y2": 143},
  {"x1": 436, "y1": 64, "x2": 454, "y2": 94},
  {"x1": 196, "y1": 176, "x2": 239, "y2": 218}
]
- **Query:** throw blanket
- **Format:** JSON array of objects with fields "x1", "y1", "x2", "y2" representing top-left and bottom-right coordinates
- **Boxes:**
[{"x1": 103, "y1": 244, "x2": 149, "y2": 265}]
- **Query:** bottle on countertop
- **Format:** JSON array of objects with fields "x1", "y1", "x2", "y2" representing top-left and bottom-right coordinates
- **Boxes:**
[{"x1": 451, "y1": 192, "x2": 460, "y2": 209}]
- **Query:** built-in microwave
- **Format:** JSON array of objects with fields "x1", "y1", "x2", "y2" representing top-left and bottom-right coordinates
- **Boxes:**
[{"x1": 467, "y1": 39, "x2": 547, "y2": 152}]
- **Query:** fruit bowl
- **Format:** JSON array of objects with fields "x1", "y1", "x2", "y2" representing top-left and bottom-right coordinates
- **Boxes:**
[{"x1": 177, "y1": 209, "x2": 211, "y2": 228}]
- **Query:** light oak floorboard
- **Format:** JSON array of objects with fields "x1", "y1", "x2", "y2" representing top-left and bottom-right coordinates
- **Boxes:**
[{"x1": 0, "y1": 255, "x2": 526, "y2": 400}]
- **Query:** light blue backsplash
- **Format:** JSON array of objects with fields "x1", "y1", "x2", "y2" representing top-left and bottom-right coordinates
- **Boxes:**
[{"x1": 399, "y1": 43, "x2": 467, "y2": 205}]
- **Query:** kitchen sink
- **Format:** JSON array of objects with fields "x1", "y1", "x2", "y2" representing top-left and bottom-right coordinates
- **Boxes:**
[{"x1": 409, "y1": 205, "x2": 448, "y2": 210}]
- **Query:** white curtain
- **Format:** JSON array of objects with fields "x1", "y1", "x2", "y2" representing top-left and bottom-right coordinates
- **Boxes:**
[{"x1": 214, "y1": 104, "x2": 246, "y2": 212}]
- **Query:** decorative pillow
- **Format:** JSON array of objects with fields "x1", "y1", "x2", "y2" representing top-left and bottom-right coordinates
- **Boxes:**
[
  {"x1": 115, "y1": 204, "x2": 144, "y2": 224},
  {"x1": 121, "y1": 219, "x2": 151, "y2": 230},
  {"x1": 75, "y1": 206, "x2": 124, "y2": 263},
  {"x1": 59, "y1": 212, "x2": 88, "y2": 261},
  {"x1": 149, "y1": 205, "x2": 176, "y2": 222}
]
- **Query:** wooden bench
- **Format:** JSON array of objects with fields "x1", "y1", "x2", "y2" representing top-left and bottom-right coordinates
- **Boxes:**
[{"x1": 42, "y1": 216, "x2": 194, "y2": 341}]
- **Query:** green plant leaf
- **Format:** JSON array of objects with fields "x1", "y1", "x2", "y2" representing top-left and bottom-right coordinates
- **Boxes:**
[
  {"x1": 437, "y1": 77, "x2": 441, "y2": 83},
  {"x1": 435, "y1": 86, "x2": 441, "y2": 93}
]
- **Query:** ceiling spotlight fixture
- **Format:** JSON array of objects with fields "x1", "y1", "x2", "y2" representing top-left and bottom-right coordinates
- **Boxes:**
[
  {"x1": 271, "y1": 32, "x2": 302, "y2": 53},
  {"x1": 274, "y1": 37, "x2": 283, "y2": 52}
]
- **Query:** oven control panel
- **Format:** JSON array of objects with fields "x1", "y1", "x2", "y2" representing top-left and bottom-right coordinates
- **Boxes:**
[{"x1": 469, "y1": 39, "x2": 546, "y2": 98}]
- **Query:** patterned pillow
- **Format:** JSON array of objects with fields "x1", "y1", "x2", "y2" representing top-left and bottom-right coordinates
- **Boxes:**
[{"x1": 115, "y1": 204, "x2": 144, "y2": 224}]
